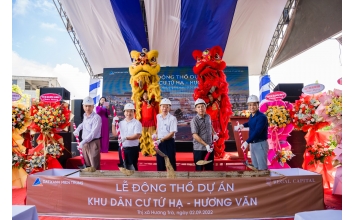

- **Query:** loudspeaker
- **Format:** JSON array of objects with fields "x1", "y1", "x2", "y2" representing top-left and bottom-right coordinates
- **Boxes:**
[
  {"x1": 40, "y1": 87, "x2": 70, "y2": 100},
  {"x1": 33, "y1": 132, "x2": 72, "y2": 168},
  {"x1": 70, "y1": 99, "x2": 84, "y2": 142},
  {"x1": 283, "y1": 96, "x2": 300, "y2": 103},
  {"x1": 273, "y1": 83, "x2": 303, "y2": 103}
]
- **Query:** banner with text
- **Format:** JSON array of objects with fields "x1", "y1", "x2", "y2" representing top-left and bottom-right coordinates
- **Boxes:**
[
  {"x1": 27, "y1": 174, "x2": 324, "y2": 219},
  {"x1": 103, "y1": 67, "x2": 249, "y2": 141}
]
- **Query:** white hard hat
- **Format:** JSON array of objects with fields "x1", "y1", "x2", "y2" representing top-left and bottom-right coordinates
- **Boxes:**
[
  {"x1": 194, "y1": 98, "x2": 206, "y2": 107},
  {"x1": 160, "y1": 98, "x2": 172, "y2": 105},
  {"x1": 123, "y1": 103, "x2": 135, "y2": 111},
  {"x1": 247, "y1": 95, "x2": 259, "y2": 103},
  {"x1": 82, "y1": 96, "x2": 94, "y2": 105}
]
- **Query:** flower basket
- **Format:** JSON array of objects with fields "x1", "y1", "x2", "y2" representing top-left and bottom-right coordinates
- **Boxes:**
[
  {"x1": 290, "y1": 93, "x2": 329, "y2": 146},
  {"x1": 316, "y1": 89, "x2": 342, "y2": 165},
  {"x1": 12, "y1": 103, "x2": 31, "y2": 152},
  {"x1": 12, "y1": 102, "x2": 31, "y2": 188},
  {"x1": 26, "y1": 101, "x2": 71, "y2": 173},
  {"x1": 260, "y1": 100, "x2": 294, "y2": 168},
  {"x1": 303, "y1": 138, "x2": 336, "y2": 188}
]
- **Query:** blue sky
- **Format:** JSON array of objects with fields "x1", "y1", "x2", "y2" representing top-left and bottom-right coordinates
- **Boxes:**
[{"x1": 12, "y1": 0, "x2": 90, "y2": 99}]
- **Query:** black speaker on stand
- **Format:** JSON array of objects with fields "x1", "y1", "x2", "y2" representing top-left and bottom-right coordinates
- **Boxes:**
[
  {"x1": 273, "y1": 83, "x2": 304, "y2": 103},
  {"x1": 70, "y1": 99, "x2": 84, "y2": 157}
]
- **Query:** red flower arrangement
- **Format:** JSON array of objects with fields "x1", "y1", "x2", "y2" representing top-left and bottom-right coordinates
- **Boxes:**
[
  {"x1": 290, "y1": 93, "x2": 329, "y2": 132},
  {"x1": 26, "y1": 101, "x2": 71, "y2": 173},
  {"x1": 12, "y1": 152, "x2": 27, "y2": 169},
  {"x1": 303, "y1": 139, "x2": 336, "y2": 188},
  {"x1": 290, "y1": 93, "x2": 330, "y2": 147},
  {"x1": 305, "y1": 142, "x2": 335, "y2": 165},
  {"x1": 29, "y1": 101, "x2": 71, "y2": 133}
]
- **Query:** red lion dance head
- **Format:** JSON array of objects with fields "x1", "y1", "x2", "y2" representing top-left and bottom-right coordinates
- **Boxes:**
[{"x1": 192, "y1": 45, "x2": 233, "y2": 158}]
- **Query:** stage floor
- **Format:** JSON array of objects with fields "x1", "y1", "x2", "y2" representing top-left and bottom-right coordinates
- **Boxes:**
[{"x1": 66, "y1": 151, "x2": 252, "y2": 171}]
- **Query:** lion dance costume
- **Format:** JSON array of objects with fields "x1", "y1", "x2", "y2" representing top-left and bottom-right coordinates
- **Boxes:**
[
  {"x1": 192, "y1": 46, "x2": 233, "y2": 158},
  {"x1": 129, "y1": 48, "x2": 161, "y2": 156}
]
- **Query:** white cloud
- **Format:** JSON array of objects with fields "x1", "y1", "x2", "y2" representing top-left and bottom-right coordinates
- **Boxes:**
[
  {"x1": 33, "y1": 0, "x2": 54, "y2": 12},
  {"x1": 13, "y1": 0, "x2": 54, "y2": 16},
  {"x1": 249, "y1": 39, "x2": 342, "y2": 97},
  {"x1": 40, "y1": 22, "x2": 65, "y2": 32},
  {"x1": 12, "y1": 0, "x2": 30, "y2": 16},
  {"x1": 44, "y1": 36, "x2": 56, "y2": 43},
  {"x1": 12, "y1": 51, "x2": 90, "y2": 99}
]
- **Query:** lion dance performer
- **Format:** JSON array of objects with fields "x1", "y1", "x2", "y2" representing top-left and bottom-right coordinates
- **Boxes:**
[
  {"x1": 129, "y1": 48, "x2": 161, "y2": 156},
  {"x1": 192, "y1": 46, "x2": 233, "y2": 158}
]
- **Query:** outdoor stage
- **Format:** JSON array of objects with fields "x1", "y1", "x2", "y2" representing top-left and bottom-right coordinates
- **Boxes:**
[{"x1": 66, "y1": 151, "x2": 252, "y2": 171}]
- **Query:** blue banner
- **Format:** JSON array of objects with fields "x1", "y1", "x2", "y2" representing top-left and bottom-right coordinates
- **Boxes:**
[{"x1": 103, "y1": 67, "x2": 249, "y2": 141}]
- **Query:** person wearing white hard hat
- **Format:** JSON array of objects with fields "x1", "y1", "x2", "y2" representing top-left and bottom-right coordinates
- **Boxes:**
[
  {"x1": 112, "y1": 103, "x2": 142, "y2": 171},
  {"x1": 152, "y1": 98, "x2": 178, "y2": 171},
  {"x1": 73, "y1": 96, "x2": 102, "y2": 170},
  {"x1": 190, "y1": 98, "x2": 218, "y2": 171},
  {"x1": 233, "y1": 95, "x2": 269, "y2": 170}
]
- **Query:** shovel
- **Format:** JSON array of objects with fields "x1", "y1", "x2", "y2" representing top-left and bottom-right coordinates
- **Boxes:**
[
  {"x1": 236, "y1": 122, "x2": 258, "y2": 171},
  {"x1": 153, "y1": 139, "x2": 176, "y2": 178},
  {"x1": 118, "y1": 146, "x2": 135, "y2": 176},
  {"x1": 196, "y1": 135, "x2": 219, "y2": 166},
  {"x1": 154, "y1": 146, "x2": 168, "y2": 157},
  {"x1": 196, "y1": 146, "x2": 214, "y2": 165}
]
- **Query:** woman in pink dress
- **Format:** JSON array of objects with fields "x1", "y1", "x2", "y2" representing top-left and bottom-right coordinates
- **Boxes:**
[{"x1": 96, "y1": 97, "x2": 111, "y2": 153}]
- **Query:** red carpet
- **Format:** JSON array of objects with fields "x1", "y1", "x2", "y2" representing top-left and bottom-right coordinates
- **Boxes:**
[{"x1": 66, "y1": 151, "x2": 252, "y2": 171}]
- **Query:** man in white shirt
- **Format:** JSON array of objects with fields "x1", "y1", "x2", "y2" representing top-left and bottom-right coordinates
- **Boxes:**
[
  {"x1": 73, "y1": 96, "x2": 102, "y2": 170},
  {"x1": 152, "y1": 98, "x2": 178, "y2": 171},
  {"x1": 112, "y1": 103, "x2": 142, "y2": 171}
]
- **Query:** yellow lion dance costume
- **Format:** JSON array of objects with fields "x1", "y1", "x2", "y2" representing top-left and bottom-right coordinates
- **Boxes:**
[{"x1": 129, "y1": 48, "x2": 161, "y2": 156}]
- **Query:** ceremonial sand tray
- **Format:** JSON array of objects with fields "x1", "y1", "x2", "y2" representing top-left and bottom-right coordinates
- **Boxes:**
[{"x1": 79, "y1": 169, "x2": 272, "y2": 178}]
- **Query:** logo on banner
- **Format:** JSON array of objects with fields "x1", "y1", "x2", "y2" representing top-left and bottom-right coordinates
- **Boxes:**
[
  {"x1": 40, "y1": 93, "x2": 62, "y2": 102},
  {"x1": 302, "y1": 83, "x2": 325, "y2": 94},
  {"x1": 109, "y1": 70, "x2": 128, "y2": 75},
  {"x1": 33, "y1": 178, "x2": 43, "y2": 186},
  {"x1": 265, "y1": 91, "x2": 287, "y2": 101},
  {"x1": 266, "y1": 177, "x2": 316, "y2": 186}
]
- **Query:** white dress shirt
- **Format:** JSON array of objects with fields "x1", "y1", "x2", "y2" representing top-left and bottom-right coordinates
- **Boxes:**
[
  {"x1": 74, "y1": 111, "x2": 102, "y2": 146},
  {"x1": 118, "y1": 118, "x2": 142, "y2": 147},
  {"x1": 156, "y1": 113, "x2": 178, "y2": 139}
]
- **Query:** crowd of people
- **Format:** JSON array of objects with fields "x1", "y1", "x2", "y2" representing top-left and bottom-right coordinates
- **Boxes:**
[{"x1": 73, "y1": 94, "x2": 269, "y2": 172}]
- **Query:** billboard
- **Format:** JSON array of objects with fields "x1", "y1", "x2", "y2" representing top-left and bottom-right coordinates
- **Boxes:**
[{"x1": 103, "y1": 67, "x2": 249, "y2": 141}]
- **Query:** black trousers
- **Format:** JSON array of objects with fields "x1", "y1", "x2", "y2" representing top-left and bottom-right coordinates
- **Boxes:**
[
  {"x1": 193, "y1": 150, "x2": 214, "y2": 171},
  {"x1": 119, "y1": 145, "x2": 140, "y2": 171},
  {"x1": 156, "y1": 138, "x2": 177, "y2": 171}
]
